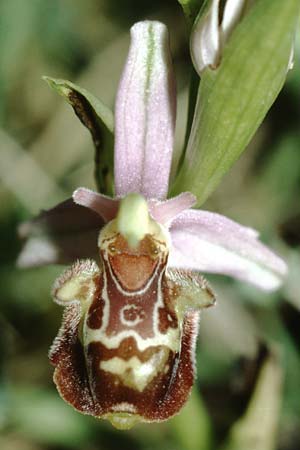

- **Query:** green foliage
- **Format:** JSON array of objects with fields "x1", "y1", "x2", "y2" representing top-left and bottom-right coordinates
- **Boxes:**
[
  {"x1": 172, "y1": 0, "x2": 300, "y2": 206},
  {"x1": 0, "y1": 1, "x2": 300, "y2": 450}
]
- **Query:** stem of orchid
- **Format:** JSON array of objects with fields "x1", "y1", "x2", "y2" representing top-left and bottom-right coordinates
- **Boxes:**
[
  {"x1": 116, "y1": 193, "x2": 150, "y2": 249},
  {"x1": 181, "y1": 67, "x2": 200, "y2": 168}
]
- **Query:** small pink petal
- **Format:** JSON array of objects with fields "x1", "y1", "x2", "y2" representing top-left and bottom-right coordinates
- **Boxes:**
[
  {"x1": 73, "y1": 188, "x2": 119, "y2": 222},
  {"x1": 114, "y1": 21, "x2": 176, "y2": 200},
  {"x1": 168, "y1": 209, "x2": 287, "y2": 291},
  {"x1": 149, "y1": 192, "x2": 197, "y2": 225}
]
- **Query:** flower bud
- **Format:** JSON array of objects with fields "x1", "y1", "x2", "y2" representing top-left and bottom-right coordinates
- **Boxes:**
[{"x1": 191, "y1": 0, "x2": 249, "y2": 74}]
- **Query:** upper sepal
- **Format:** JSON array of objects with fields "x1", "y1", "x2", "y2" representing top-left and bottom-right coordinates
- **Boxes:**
[{"x1": 114, "y1": 21, "x2": 176, "y2": 200}]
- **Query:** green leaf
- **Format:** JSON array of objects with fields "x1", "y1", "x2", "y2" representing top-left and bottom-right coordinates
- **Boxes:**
[
  {"x1": 43, "y1": 76, "x2": 114, "y2": 195},
  {"x1": 222, "y1": 350, "x2": 283, "y2": 450},
  {"x1": 172, "y1": 0, "x2": 300, "y2": 206}
]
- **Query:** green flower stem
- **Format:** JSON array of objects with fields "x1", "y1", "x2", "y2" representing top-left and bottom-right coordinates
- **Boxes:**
[{"x1": 178, "y1": 66, "x2": 200, "y2": 172}]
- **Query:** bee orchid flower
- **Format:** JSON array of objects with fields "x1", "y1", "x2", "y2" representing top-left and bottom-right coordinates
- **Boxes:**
[{"x1": 18, "y1": 21, "x2": 287, "y2": 429}]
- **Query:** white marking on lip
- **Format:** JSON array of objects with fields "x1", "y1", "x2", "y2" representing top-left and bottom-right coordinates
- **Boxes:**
[
  {"x1": 120, "y1": 304, "x2": 145, "y2": 327},
  {"x1": 100, "y1": 348, "x2": 169, "y2": 392}
]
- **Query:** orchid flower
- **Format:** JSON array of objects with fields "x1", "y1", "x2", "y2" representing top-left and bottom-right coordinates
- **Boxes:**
[{"x1": 18, "y1": 21, "x2": 287, "y2": 429}]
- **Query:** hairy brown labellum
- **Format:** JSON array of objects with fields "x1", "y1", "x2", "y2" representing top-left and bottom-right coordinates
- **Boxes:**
[{"x1": 50, "y1": 218, "x2": 215, "y2": 429}]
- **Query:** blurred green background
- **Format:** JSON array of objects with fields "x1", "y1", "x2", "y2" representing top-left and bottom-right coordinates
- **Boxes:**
[{"x1": 0, "y1": 1, "x2": 300, "y2": 449}]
